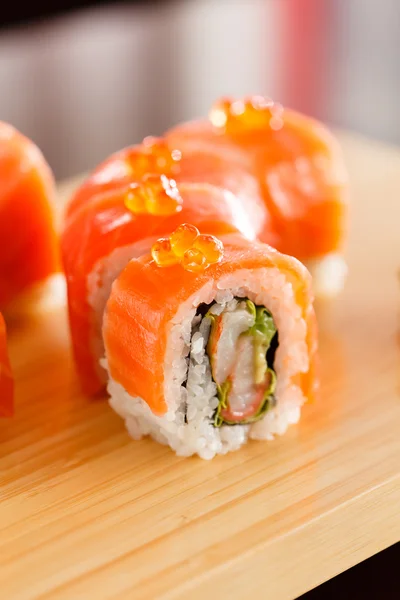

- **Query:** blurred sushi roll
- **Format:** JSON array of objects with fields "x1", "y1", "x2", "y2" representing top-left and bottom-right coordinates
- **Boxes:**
[
  {"x1": 0, "y1": 121, "x2": 60, "y2": 314},
  {"x1": 0, "y1": 121, "x2": 60, "y2": 415},
  {"x1": 166, "y1": 95, "x2": 349, "y2": 297},
  {"x1": 103, "y1": 229, "x2": 317, "y2": 459}
]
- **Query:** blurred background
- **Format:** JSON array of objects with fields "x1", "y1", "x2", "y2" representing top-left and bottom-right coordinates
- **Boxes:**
[{"x1": 1, "y1": 0, "x2": 399, "y2": 179}]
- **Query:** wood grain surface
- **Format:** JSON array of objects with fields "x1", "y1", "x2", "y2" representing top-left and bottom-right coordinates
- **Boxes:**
[{"x1": 1, "y1": 133, "x2": 400, "y2": 599}]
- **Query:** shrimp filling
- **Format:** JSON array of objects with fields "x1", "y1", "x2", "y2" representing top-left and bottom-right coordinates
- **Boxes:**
[{"x1": 190, "y1": 299, "x2": 278, "y2": 426}]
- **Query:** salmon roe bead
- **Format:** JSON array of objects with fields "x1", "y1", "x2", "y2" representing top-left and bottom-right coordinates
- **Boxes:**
[
  {"x1": 125, "y1": 175, "x2": 182, "y2": 216},
  {"x1": 208, "y1": 98, "x2": 232, "y2": 129},
  {"x1": 182, "y1": 248, "x2": 207, "y2": 273},
  {"x1": 151, "y1": 238, "x2": 180, "y2": 267},
  {"x1": 193, "y1": 234, "x2": 224, "y2": 264},
  {"x1": 209, "y1": 96, "x2": 283, "y2": 132},
  {"x1": 143, "y1": 175, "x2": 183, "y2": 215},
  {"x1": 132, "y1": 137, "x2": 181, "y2": 176},
  {"x1": 124, "y1": 185, "x2": 146, "y2": 213},
  {"x1": 131, "y1": 152, "x2": 154, "y2": 176},
  {"x1": 169, "y1": 224, "x2": 199, "y2": 257},
  {"x1": 152, "y1": 224, "x2": 224, "y2": 271}
]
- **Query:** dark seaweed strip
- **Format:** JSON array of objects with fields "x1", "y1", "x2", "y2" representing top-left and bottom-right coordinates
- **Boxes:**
[
  {"x1": 266, "y1": 331, "x2": 279, "y2": 369},
  {"x1": 195, "y1": 302, "x2": 215, "y2": 318}
]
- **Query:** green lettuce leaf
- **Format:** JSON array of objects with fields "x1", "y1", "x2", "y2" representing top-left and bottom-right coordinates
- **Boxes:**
[
  {"x1": 213, "y1": 380, "x2": 231, "y2": 427},
  {"x1": 206, "y1": 300, "x2": 278, "y2": 427},
  {"x1": 250, "y1": 305, "x2": 277, "y2": 384},
  {"x1": 250, "y1": 305, "x2": 277, "y2": 346}
]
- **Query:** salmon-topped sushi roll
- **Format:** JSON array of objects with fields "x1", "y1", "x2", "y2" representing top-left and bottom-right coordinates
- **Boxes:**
[
  {"x1": 0, "y1": 121, "x2": 59, "y2": 311},
  {"x1": 166, "y1": 96, "x2": 349, "y2": 297},
  {"x1": 0, "y1": 313, "x2": 13, "y2": 416},
  {"x1": 62, "y1": 160, "x2": 267, "y2": 396},
  {"x1": 65, "y1": 136, "x2": 271, "y2": 241},
  {"x1": 103, "y1": 227, "x2": 317, "y2": 459}
]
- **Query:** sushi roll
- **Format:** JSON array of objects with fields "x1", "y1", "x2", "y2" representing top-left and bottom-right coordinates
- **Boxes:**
[
  {"x1": 0, "y1": 122, "x2": 60, "y2": 416},
  {"x1": 65, "y1": 136, "x2": 270, "y2": 239},
  {"x1": 62, "y1": 158, "x2": 267, "y2": 395},
  {"x1": 0, "y1": 313, "x2": 13, "y2": 416},
  {"x1": 103, "y1": 227, "x2": 317, "y2": 459},
  {"x1": 0, "y1": 121, "x2": 59, "y2": 312},
  {"x1": 166, "y1": 96, "x2": 349, "y2": 297}
]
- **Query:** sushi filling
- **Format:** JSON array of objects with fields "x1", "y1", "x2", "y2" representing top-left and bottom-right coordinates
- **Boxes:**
[{"x1": 189, "y1": 299, "x2": 278, "y2": 426}]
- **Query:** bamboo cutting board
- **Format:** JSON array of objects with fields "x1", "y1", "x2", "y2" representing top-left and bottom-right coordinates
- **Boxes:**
[{"x1": 1, "y1": 132, "x2": 400, "y2": 600}]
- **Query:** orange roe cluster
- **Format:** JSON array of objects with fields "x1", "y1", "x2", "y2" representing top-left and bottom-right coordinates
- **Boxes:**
[
  {"x1": 151, "y1": 224, "x2": 224, "y2": 273},
  {"x1": 124, "y1": 174, "x2": 183, "y2": 216},
  {"x1": 209, "y1": 96, "x2": 284, "y2": 133},
  {"x1": 129, "y1": 136, "x2": 182, "y2": 178}
]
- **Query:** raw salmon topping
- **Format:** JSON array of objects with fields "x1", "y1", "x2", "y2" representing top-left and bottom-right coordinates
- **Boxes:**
[
  {"x1": 209, "y1": 95, "x2": 284, "y2": 133},
  {"x1": 124, "y1": 174, "x2": 183, "y2": 216},
  {"x1": 151, "y1": 223, "x2": 224, "y2": 272}
]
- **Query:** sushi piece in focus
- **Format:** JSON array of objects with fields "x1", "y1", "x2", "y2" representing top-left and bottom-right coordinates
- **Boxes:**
[
  {"x1": 103, "y1": 227, "x2": 317, "y2": 459},
  {"x1": 0, "y1": 121, "x2": 59, "y2": 312},
  {"x1": 166, "y1": 96, "x2": 349, "y2": 298},
  {"x1": 62, "y1": 158, "x2": 267, "y2": 396},
  {"x1": 0, "y1": 313, "x2": 13, "y2": 416}
]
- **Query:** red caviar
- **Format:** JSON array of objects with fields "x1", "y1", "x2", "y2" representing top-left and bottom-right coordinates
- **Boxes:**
[
  {"x1": 128, "y1": 137, "x2": 181, "y2": 178},
  {"x1": 124, "y1": 175, "x2": 183, "y2": 216},
  {"x1": 151, "y1": 223, "x2": 224, "y2": 272},
  {"x1": 151, "y1": 238, "x2": 180, "y2": 267},
  {"x1": 193, "y1": 234, "x2": 224, "y2": 263},
  {"x1": 124, "y1": 186, "x2": 147, "y2": 214},
  {"x1": 209, "y1": 96, "x2": 284, "y2": 133},
  {"x1": 182, "y1": 248, "x2": 207, "y2": 273},
  {"x1": 170, "y1": 223, "x2": 200, "y2": 257}
]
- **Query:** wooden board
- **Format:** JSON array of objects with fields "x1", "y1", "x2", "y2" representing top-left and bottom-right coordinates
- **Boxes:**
[{"x1": 1, "y1": 132, "x2": 400, "y2": 599}]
